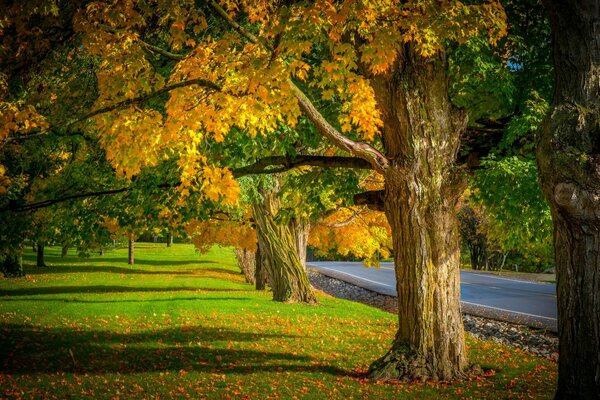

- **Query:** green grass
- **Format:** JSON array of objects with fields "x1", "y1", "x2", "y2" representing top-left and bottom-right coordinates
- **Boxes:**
[{"x1": 0, "y1": 243, "x2": 556, "y2": 399}]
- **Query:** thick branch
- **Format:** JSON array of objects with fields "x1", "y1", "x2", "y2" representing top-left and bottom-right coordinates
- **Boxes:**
[
  {"x1": 289, "y1": 83, "x2": 389, "y2": 173},
  {"x1": 232, "y1": 155, "x2": 372, "y2": 178},
  {"x1": 209, "y1": 0, "x2": 389, "y2": 174}
]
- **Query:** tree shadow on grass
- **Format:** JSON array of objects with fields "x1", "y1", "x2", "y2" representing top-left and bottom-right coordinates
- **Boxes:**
[
  {"x1": 0, "y1": 323, "x2": 347, "y2": 376},
  {"x1": 25, "y1": 265, "x2": 197, "y2": 276},
  {"x1": 0, "y1": 296, "x2": 253, "y2": 303},
  {"x1": 0, "y1": 285, "x2": 251, "y2": 297},
  {"x1": 25, "y1": 265, "x2": 242, "y2": 279},
  {"x1": 78, "y1": 258, "x2": 212, "y2": 267}
]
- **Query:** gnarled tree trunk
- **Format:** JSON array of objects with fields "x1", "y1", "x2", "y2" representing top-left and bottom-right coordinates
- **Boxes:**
[
  {"x1": 537, "y1": 2, "x2": 600, "y2": 398},
  {"x1": 234, "y1": 248, "x2": 256, "y2": 285},
  {"x1": 290, "y1": 217, "x2": 310, "y2": 267},
  {"x1": 252, "y1": 189, "x2": 317, "y2": 304},
  {"x1": 366, "y1": 46, "x2": 468, "y2": 381}
]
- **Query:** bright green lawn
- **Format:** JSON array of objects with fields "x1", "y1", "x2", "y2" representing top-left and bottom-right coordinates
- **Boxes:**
[{"x1": 0, "y1": 243, "x2": 556, "y2": 399}]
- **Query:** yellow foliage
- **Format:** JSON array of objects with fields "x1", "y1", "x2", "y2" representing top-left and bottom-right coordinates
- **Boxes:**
[
  {"x1": 310, "y1": 207, "x2": 391, "y2": 266},
  {"x1": 186, "y1": 218, "x2": 257, "y2": 253}
]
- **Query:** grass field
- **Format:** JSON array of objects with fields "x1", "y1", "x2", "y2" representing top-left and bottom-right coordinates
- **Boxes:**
[{"x1": 0, "y1": 243, "x2": 556, "y2": 399}]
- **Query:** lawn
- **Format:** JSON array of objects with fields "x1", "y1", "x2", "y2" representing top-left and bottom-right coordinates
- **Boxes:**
[{"x1": 0, "y1": 243, "x2": 556, "y2": 399}]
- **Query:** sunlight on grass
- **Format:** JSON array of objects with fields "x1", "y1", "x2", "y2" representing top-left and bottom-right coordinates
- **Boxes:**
[{"x1": 0, "y1": 244, "x2": 556, "y2": 399}]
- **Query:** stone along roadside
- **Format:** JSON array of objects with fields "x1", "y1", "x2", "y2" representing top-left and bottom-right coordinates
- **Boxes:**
[{"x1": 308, "y1": 270, "x2": 558, "y2": 362}]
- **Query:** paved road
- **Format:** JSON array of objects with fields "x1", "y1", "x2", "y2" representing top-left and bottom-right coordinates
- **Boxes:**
[{"x1": 308, "y1": 261, "x2": 557, "y2": 332}]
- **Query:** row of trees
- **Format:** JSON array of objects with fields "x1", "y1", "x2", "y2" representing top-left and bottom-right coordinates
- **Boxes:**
[{"x1": 1, "y1": 0, "x2": 598, "y2": 397}]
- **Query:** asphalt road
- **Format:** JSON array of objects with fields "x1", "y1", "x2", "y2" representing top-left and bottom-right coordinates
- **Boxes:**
[{"x1": 308, "y1": 261, "x2": 557, "y2": 332}]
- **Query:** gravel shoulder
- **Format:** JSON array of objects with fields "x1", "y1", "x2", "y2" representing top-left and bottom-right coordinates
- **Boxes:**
[
  {"x1": 461, "y1": 269, "x2": 556, "y2": 283},
  {"x1": 308, "y1": 270, "x2": 558, "y2": 362}
]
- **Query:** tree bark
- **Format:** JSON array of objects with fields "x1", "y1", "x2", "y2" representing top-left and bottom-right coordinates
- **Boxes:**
[
  {"x1": 290, "y1": 217, "x2": 310, "y2": 268},
  {"x1": 166, "y1": 232, "x2": 173, "y2": 247},
  {"x1": 366, "y1": 45, "x2": 468, "y2": 381},
  {"x1": 128, "y1": 236, "x2": 134, "y2": 265},
  {"x1": 36, "y1": 241, "x2": 46, "y2": 267},
  {"x1": 252, "y1": 189, "x2": 317, "y2": 304},
  {"x1": 61, "y1": 245, "x2": 69, "y2": 258},
  {"x1": 254, "y1": 241, "x2": 268, "y2": 290},
  {"x1": 537, "y1": 2, "x2": 600, "y2": 398},
  {"x1": 234, "y1": 248, "x2": 256, "y2": 285}
]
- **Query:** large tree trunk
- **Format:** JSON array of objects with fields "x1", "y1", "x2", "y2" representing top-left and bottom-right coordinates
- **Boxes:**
[
  {"x1": 234, "y1": 248, "x2": 256, "y2": 285},
  {"x1": 366, "y1": 45, "x2": 468, "y2": 381},
  {"x1": 537, "y1": 2, "x2": 600, "y2": 398},
  {"x1": 252, "y1": 189, "x2": 317, "y2": 304},
  {"x1": 290, "y1": 217, "x2": 310, "y2": 267},
  {"x1": 128, "y1": 236, "x2": 134, "y2": 265},
  {"x1": 36, "y1": 241, "x2": 46, "y2": 267}
]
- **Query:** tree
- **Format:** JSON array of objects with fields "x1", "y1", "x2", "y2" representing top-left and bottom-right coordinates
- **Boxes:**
[
  {"x1": 537, "y1": 1, "x2": 600, "y2": 398},
  {"x1": 2, "y1": 0, "x2": 506, "y2": 380}
]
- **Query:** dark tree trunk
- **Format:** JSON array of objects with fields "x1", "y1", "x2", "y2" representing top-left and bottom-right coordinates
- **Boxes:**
[
  {"x1": 166, "y1": 233, "x2": 173, "y2": 247},
  {"x1": 254, "y1": 242, "x2": 267, "y2": 290},
  {"x1": 36, "y1": 241, "x2": 46, "y2": 267},
  {"x1": 234, "y1": 248, "x2": 256, "y2": 285},
  {"x1": 128, "y1": 237, "x2": 134, "y2": 265},
  {"x1": 366, "y1": 45, "x2": 468, "y2": 381},
  {"x1": 469, "y1": 243, "x2": 488, "y2": 270},
  {"x1": 537, "y1": 2, "x2": 600, "y2": 398},
  {"x1": 252, "y1": 189, "x2": 317, "y2": 304},
  {"x1": 61, "y1": 245, "x2": 69, "y2": 258}
]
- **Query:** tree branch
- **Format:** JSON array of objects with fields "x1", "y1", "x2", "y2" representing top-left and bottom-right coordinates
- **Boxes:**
[
  {"x1": 1, "y1": 187, "x2": 131, "y2": 213},
  {"x1": 354, "y1": 190, "x2": 385, "y2": 212},
  {"x1": 208, "y1": 0, "x2": 390, "y2": 174},
  {"x1": 81, "y1": 78, "x2": 222, "y2": 121},
  {"x1": 2, "y1": 78, "x2": 223, "y2": 144},
  {"x1": 318, "y1": 206, "x2": 367, "y2": 228},
  {"x1": 231, "y1": 155, "x2": 372, "y2": 178}
]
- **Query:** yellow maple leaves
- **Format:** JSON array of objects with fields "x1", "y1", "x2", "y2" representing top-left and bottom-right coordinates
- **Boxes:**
[
  {"x1": 186, "y1": 218, "x2": 257, "y2": 253},
  {"x1": 310, "y1": 206, "x2": 392, "y2": 266}
]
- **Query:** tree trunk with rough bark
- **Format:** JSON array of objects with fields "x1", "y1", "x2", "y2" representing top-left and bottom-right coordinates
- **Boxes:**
[
  {"x1": 128, "y1": 236, "x2": 134, "y2": 265},
  {"x1": 36, "y1": 241, "x2": 46, "y2": 267},
  {"x1": 252, "y1": 189, "x2": 317, "y2": 304},
  {"x1": 537, "y1": 2, "x2": 600, "y2": 398},
  {"x1": 290, "y1": 217, "x2": 310, "y2": 267},
  {"x1": 254, "y1": 242, "x2": 268, "y2": 290},
  {"x1": 366, "y1": 45, "x2": 468, "y2": 381},
  {"x1": 234, "y1": 248, "x2": 256, "y2": 285}
]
